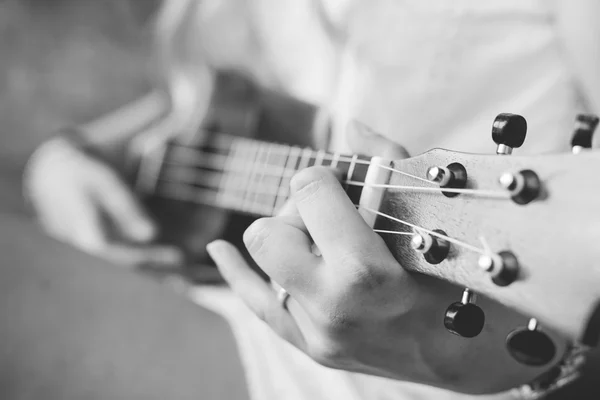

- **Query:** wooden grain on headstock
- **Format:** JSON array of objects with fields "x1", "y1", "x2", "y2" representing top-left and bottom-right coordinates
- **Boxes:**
[{"x1": 376, "y1": 148, "x2": 600, "y2": 342}]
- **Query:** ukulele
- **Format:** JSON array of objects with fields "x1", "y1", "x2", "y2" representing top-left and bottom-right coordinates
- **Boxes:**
[
  {"x1": 128, "y1": 72, "x2": 600, "y2": 382},
  {"x1": 127, "y1": 72, "x2": 318, "y2": 282}
]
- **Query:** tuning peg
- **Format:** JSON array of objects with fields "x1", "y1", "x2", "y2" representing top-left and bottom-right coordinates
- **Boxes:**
[
  {"x1": 411, "y1": 229, "x2": 450, "y2": 264},
  {"x1": 506, "y1": 318, "x2": 556, "y2": 366},
  {"x1": 498, "y1": 169, "x2": 541, "y2": 205},
  {"x1": 492, "y1": 113, "x2": 527, "y2": 155},
  {"x1": 426, "y1": 162, "x2": 467, "y2": 198},
  {"x1": 571, "y1": 114, "x2": 599, "y2": 154},
  {"x1": 444, "y1": 288, "x2": 485, "y2": 338},
  {"x1": 478, "y1": 251, "x2": 520, "y2": 286}
]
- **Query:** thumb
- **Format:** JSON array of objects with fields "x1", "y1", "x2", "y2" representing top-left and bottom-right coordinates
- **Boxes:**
[
  {"x1": 92, "y1": 166, "x2": 157, "y2": 242},
  {"x1": 346, "y1": 120, "x2": 410, "y2": 159}
]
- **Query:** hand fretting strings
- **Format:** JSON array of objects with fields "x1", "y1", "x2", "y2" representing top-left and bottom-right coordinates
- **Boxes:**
[{"x1": 145, "y1": 134, "x2": 505, "y2": 256}]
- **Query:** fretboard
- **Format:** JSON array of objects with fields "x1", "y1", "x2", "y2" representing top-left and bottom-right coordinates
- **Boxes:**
[{"x1": 140, "y1": 133, "x2": 370, "y2": 216}]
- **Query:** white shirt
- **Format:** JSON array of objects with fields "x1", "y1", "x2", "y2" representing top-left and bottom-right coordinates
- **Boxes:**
[
  {"x1": 247, "y1": 0, "x2": 581, "y2": 155},
  {"x1": 192, "y1": 1, "x2": 583, "y2": 399}
]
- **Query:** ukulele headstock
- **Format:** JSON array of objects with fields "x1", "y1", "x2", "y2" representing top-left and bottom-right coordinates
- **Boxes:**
[{"x1": 375, "y1": 114, "x2": 600, "y2": 348}]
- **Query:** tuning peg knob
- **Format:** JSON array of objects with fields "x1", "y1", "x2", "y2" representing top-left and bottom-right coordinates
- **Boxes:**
[
  {"x1": 444, "y1": 289, "x2": 485, "y2": 338},
  {"x1": 492, "y1": 113, "x2": 527, "y2": 155},
  {"x1": 571, "y1": 114, "x2": 599, "y2": 154},
  {"x1": 411, "y1": 229, "x2": 450, "y2": 264},
  {"x1": 506, "y1": 318, "x2": 556, "y2": 366}
]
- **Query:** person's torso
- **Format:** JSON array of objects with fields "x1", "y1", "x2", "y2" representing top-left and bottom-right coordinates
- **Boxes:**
[
  {"x1": 201, "y1": 1, "x2": 584, "y2": 399},
  {"x1": 326, "y1": 0, "x2": 582, "y2": 155}
]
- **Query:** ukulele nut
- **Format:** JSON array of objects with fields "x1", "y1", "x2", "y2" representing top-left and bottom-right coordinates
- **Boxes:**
[
  {"x1": 426, "y1": 163, "x2": 467, "y2": 198},
  {"x1": 499, "y1": 170, "x2": 541, "y2": 205}
]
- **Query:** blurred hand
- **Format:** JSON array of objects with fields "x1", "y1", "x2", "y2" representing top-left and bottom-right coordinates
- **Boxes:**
[{"x1": 24, "y1": 137, "x2": 183, "y2": 268}]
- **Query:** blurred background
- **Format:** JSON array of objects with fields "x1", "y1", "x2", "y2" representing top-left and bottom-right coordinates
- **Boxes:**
[{"x1": 0, "y1": 0, "x2": 159, "y2": 211}]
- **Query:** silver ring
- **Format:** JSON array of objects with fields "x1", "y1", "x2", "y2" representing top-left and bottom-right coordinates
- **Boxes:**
[{"x1": 276, "y1": 287, "x2": 291, "y2": 310}]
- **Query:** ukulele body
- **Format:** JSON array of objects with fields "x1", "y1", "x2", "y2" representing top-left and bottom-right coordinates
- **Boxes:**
[{"x1": 135, "y1": 72, "x2": 317, "y2": 282}]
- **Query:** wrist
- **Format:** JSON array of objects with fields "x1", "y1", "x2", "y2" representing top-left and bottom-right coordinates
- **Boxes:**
[
  {"x1": 510, "y1": 343, "x2": 589, "y2": 399},
  {"x1": 406, "y1": 277, "x2": 566, "y2": 395}
]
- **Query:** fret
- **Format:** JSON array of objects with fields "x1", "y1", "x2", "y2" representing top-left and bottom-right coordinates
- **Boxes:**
[
  {"x1": 346, "y1": 154, "x2": 358, "y2": 183},
  {"x1": 166, "y1": 146, "x2": 228, "y2": 169},
  {"x1": 298, "y1": 148, "x2": 314, "y2": 170},
  {"x1": 157, "y1": 181, "x2": 220, "y2": 208},
  {"x1": 267, "y1": 145, "x2": 290, "y2": 215},
  {"x1": 273, "y1": 146, "x2": 300, "y2": 214},
  {"x1": 223, "y1": 140, "x2": 242, "y2": 209},
  {"x1": 314, "y1": 149, "x2": 325, "y2": 167},
  {"x1": 219, "y1": 139, "x2": 242, "y2": 209},
  {"x1": 253, "y1": 143, "x2": 278, "y2": 216},
  {"x1": 154, "y1": 134, "x2": 373, "y2": 218},
  {"x1": 161, "y1": 166, "x2": 220, "y2": 187},
  {"x1": 241, "y1": 141, "x2": 262, "y2": 213},
  {"x1": 216, "y1": 144, "x2": 232, "y2": 205},
  {"x1": 330, "y1": 152, "x2": 341, "y2": 169},
  {"x1": 346, "y1": 155, "x2": 371, "y2": 205}
]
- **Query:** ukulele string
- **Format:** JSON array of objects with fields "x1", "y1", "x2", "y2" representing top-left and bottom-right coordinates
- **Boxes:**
[
  {"x1": 159, "y1": 163, "x2": 510, "y2": 199},
  {"x1": 154, "y1": 181, "x2": 413, "y2": 237},
  {"x1": 168, "y1": 142, "x2": 435, "y2": 184},
  {"x1": 358, "y1": 205, "x2": 487, "y2": 255},
  {"x1": 345, "y1": 180, "x2": 510, "y2": 198},
  {"x1": 157, "y1": 139, "x2": 493, "y2": 255}
]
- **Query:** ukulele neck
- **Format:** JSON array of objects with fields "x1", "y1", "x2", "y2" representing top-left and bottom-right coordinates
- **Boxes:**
[{"x1": 137, "y1": 133, "x2": 370, "y2": 216}]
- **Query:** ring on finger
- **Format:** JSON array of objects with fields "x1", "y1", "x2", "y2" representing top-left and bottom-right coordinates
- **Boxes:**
[{"x1": 276, "y1": 287, "x2": 291, "y2": 310}]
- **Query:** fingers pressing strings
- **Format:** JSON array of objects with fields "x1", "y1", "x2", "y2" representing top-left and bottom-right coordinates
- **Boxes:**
[
  {"x1": 162, "y1": 144, "x2": 501, "y2": 258},
  {"x1": 162, "y1": 165, "x2": 493, "y2": 258},
  {"x1": 243, "y1": 198, "x2": 320, "y2": 294},
  {"x1": 290, "y1": 167, "x2": 393, "y2": 264}
]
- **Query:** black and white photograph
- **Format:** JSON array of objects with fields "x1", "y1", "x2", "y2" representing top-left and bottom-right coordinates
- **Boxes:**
[{"x1": 1, "y1": 1, "x2": 600, "y2": 399}]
